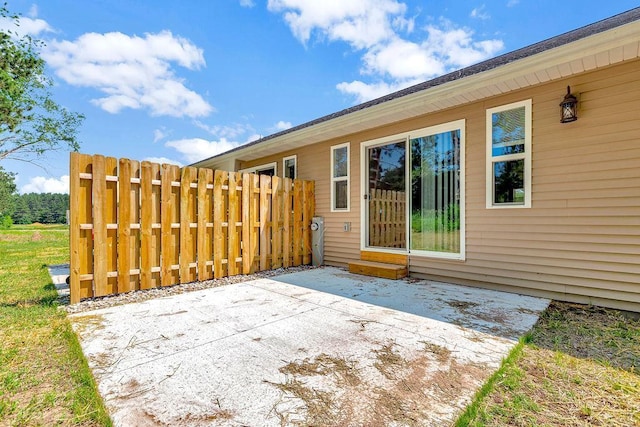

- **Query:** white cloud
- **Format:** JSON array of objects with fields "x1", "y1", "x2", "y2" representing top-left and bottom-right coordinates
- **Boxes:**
[
  {"x1": 21, "y1": 175, "x2": 69, "y2": 194},
  {"x1": 269, "y1": 1, "x2": 504, "y2": 104},
  {"x1": 0, "y1": 14, "x2": 53, "y2": 37},
  {"x1": 193, "y1": 121, "x2": 255, "y2": 139},
  {"x1": 267, "y1": 0, "x2": 407, "y2": 49},
  {"x1": 274, "y1": 120, "x2": 292, "y2": 131},
  {"x1": 165, "y1": 137, "x2": 251, "y2": 163},
  {"x1": 336, "y1": 79, "x2": 417, "y2": 103},
  {"x1": 507, "y1": 0, "x2": 520, "y2": 6},
  {"x1": 143, "y1": 157, "x2": 183, "y2": 166},
  {"x1": 240, "y1": 0, "x2": 256, "y2": 7},
  {"x1": 362, "y1": 37, "x2": 446, "y2": 79},
  {"x1": 42, "y1": 31, "x2": 213, "y2": 118},
  {"x1": 153, "y1": 127, "x2": 169, "y2": 143},
  {"x1": 246, "y1": 133, "x2": 261, "y2": 143},
  {"x1": 27, "y1": 4, "x2": 38, "y2": 18},
  {"x1": 470, "y1": 5, "x2": 490, "y2": 20},
  {"x1": 337, "y1": 23, "x2": 503, "y2": 102},
  {"x1": 424, "y1": 23, "x2": 503, "y2": 68}
]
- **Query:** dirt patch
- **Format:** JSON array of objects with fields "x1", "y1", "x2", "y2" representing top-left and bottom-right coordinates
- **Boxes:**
[
  {"x1": 446, "y1": 300, "x2": 480, "y2": 310},
  {"x1": 373, "y1": 343, "x2": 406, "y2": 380},
  {"x1": 532, "y1": 301, "x2": 640, "y2": 371},
  {"x1": 31, "y1": 231, "x2": 43, "y2": 241},
  {"x1": 71, "y1": 313, "x2": 106, "y2": 336},
  {"x1": 279, "y1": 353, "x2": 361, "y2": 387},
  {"x1": 269, "y1": 342, "x2": 493, "y2": 426},
  {"x1": 422, "y1": 341, "x2": 452, "y2": 363}
]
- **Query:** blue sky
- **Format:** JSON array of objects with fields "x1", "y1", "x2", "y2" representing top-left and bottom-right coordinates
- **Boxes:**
[{"x1": 2, "y1": 0, "x2": 638, "y2": 193}]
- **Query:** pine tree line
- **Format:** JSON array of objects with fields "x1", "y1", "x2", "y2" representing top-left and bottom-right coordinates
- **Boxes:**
[{"x1": 11, "y1": 193, "x2": 69, "y2": 224}]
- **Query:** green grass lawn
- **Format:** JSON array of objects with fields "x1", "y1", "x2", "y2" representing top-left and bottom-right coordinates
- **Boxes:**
[
  {"x1": 457, "y1": 302, "x2": 640, "y2": 426},
  {"x1": 0, "y1": 224, "x2": 111, "y2": 426}
]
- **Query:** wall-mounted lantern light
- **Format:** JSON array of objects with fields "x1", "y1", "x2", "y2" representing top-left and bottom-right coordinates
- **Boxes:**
[{"x1": 560, "y1": 86, "x2": 578, "y2": 123}]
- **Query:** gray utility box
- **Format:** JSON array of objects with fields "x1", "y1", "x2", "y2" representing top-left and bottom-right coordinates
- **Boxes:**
[{"x1": 311, "y1": 216, "x2": 324, "y2": 267}]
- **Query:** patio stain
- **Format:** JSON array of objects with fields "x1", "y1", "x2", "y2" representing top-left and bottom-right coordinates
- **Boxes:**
[
  {"x1": 123, "y1": 407, "x2": 235, "y2": 427},
  {"x1": 279, "y1": 353, "x2": 361, "y2": 387},
  {"x1": 446, "y1": 300, "x2": 480, "y2": 310},
  {"x1": 71, "y1": 313, "x2": 106, "y2": 335},
  {"x1": 422, "y1": 341, "x2": 452, "y2": 363},
  {"x1": 268, "y1": 341, "x2": 494, "y2": 426},
  {"x1": 373, "y1": 342, "x2": 405, "y2": 380}
]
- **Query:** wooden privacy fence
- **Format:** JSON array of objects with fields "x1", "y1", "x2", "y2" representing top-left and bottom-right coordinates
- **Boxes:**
[
  {"x1": 368, "y1": 189, "x2": 406, "y2": 248},
  {"x1": 69, "y1": 152, "x2": 315, "y2": 303}
]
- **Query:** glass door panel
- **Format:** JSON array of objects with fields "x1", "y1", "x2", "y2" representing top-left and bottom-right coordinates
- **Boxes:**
[
  {"x1": 367, "y1": 141, "x2": 406, "y2": 249},
  {"x1": 410, "y1": 129, "x2": 461, "y2": 254}
]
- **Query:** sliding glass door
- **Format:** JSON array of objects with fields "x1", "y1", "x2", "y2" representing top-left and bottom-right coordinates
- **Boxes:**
[{"x1": 363, "y1": 120, "x2": 464, "y2": 258}]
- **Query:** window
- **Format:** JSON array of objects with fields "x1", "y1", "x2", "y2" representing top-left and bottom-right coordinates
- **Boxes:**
[
  {"x1": 239, "y1": 162, "x2": 277, "y2": 176},
  {"x1": 283, "y1": 155, "x2": 296, "y2": 179},
  {"x1": 486, "y1": 99, "x2": 531, "y2": 208},
  {"x1": 331, "y1": 143, "x2": 350, "y2": 211}
]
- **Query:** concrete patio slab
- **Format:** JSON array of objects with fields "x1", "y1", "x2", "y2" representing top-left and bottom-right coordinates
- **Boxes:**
[
  {"x1": 69, "y1": 267, "x2": 549, "y2": 426},
  {"x1": 48, "y1": 263, "x2": 69, "y2": 299}
]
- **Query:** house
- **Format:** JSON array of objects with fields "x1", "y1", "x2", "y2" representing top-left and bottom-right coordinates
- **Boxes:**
[{"x1": 193, "y1": 8, "x2": 640, "y2": 312}]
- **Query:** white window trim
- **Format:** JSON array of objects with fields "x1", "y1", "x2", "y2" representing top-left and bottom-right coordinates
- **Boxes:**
[
  {"x1": 331, "y1": 142, "x2": 350, "y2": 212},
  {"x1": 486, "y1": 99, "x2": 532, "y2": 209},
  {"x1": 282, "y1": 155, "x2": 297, "y2": 179},
  {"x1": 359, "y1": 119, "x2": 466, "y2": 261},
  {"x1": 239, "y1": 161, "x2": 277, "y2": 175}
]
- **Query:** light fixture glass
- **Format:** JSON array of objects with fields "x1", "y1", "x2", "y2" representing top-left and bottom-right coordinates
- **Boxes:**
[{"x1": 560, "y1": 86, "x2": 578, "y2": 123}]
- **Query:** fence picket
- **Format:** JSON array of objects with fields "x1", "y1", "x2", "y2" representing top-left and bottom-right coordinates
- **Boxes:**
[
  {"x1": 292, "y1": 180, "x2": 303, "y2": 266},
  {"x1": 303, "y1": 181, "x2": 314, "y2": 264},
  {"x1": 271, "y1": 176, "x2": 281, "y2": 269},
  {"x1": 161, "y1": 164, "x2": 180, "y2": 286},
  {"x1": 140, "y1": 161, "x2": 153, "y2": 289},
  {"x1": 117, "y1": 158, "x2": 132, "y2": 293},
  {"x1": 241, "y1": 173, "x2": 251, "y2": 274},
  {"x1": 282, "y1": 178, "x2": 292, "y2": 268},
  {"x1": 213, "y1": 170, "x2": 226, "y2": 279},
  {"x1": 259, "y1": 175, "x2": 270, "y2": 271},
  {"x1": 92, "y1": 155, "x2": 109, "y2": 296},
  {"x1": 249, "y1": 174, "x2": 259, "y2": 274},
  {"x1": 197, "y1": 168, "x2": 213, "y2": 281},
  {"x1": 70, "y1": 153, "x2": 94, "y2": 303},
  {"x1": 180, "y1": 167, "x2": 197, "y2": 283}
]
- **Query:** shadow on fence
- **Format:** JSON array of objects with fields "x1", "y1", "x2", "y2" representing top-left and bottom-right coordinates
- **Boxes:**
[{"x1": 69, "y1": 153, "x2": 315, "y2": 303}]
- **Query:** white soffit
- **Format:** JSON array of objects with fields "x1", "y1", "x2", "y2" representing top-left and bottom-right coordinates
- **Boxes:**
[{"x1": 202, "y1": 21, "x2": 640, "y2": 166}]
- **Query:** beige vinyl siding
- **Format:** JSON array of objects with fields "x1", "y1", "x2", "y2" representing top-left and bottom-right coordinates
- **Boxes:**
[{"x1": 238, "y1": 58, "x2": 640, "y2": 311}]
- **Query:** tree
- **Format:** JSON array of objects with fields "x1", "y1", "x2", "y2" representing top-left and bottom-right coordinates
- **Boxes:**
[
  {"x1": 0, "y1": 165, "x2": 16, "y2": 226},
  {"x1": 11, "y1": 194, "x2": 31, "y2": 224},
  {"x1": 0, "y1": 4, "x2": 83, "y2": 165}
]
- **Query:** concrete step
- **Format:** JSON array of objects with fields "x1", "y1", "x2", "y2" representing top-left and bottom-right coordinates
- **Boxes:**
[{"x1": 348, "y1": 260, "x2": 408, "y2": 280}]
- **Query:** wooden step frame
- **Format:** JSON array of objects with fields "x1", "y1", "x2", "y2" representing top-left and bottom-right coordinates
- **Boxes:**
[
  {"x1": 360, "y1": 250, "x2": 407, "y2": 266},
  {"x1": 348, "y1": 250, "x2": 408, "y2": 280},
  {"x1": 348, "y1": 259, "x2": 408, "y2": 280}
]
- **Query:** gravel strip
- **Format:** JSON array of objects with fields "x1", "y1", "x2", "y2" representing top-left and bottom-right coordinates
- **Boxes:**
[{"x1": 61, "y1": 265, "x2": 318, "y2": 314}]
